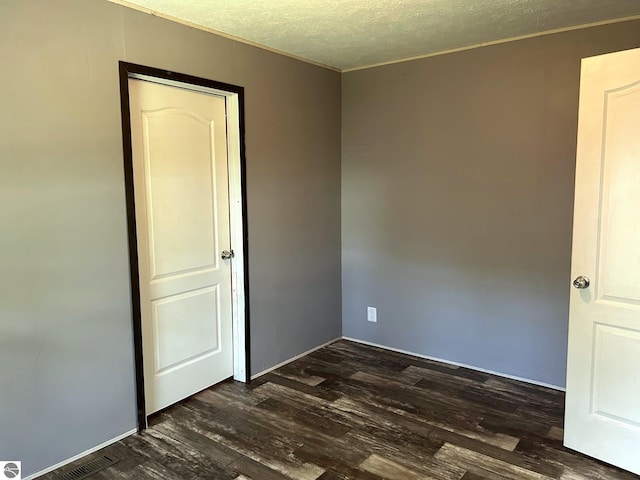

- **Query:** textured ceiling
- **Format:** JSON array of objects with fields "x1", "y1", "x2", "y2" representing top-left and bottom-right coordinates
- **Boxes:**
[{"x1": 112, "y1": 0, "x2": 640, "y2": 70}]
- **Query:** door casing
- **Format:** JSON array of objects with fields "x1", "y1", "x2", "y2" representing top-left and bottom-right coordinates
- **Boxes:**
[{"x1": 118, "y1": 61, "x2": 250, "y2": 429}]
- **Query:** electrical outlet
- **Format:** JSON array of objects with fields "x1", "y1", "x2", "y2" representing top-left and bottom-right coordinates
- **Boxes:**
[{"x1": 367, "y1": 306, "x2": 377, "y2": 323}]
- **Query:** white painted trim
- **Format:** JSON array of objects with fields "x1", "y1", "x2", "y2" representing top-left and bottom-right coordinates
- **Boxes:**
[
  {"x1": 107, "y1": 0, "x2": 340, "y2": 72},
  {"x1": 342, "y1": 337, "x2": 566, "y2": 392},
  {"x1": 251, "y1": 338, "x2": 342, "y2": 380},
  {"x1": 126, "y1": 75, "x2": 249, "y2": 384},
  {"x1": 342, "y1": 16, "x2": 640, "y2": 72},
  {"x1": 23, "y1": 428, "x2": 136, "y2": 480},
  {"x1": 225, "y1": 94, "x2": 248, "y2": 382}
]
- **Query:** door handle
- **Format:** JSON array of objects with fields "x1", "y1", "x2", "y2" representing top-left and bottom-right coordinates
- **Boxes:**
[
  {"x1": 221, "y1": 250, "x2": 234, "y2": 260},
  {"x1": 572, "y1": 275, "x2": 590, "y2": 289}
]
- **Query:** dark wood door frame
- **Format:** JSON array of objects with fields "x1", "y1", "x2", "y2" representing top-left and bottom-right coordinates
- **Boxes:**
[{"x1": 118, "y1": 61, "x2": 251, "y2": 430}]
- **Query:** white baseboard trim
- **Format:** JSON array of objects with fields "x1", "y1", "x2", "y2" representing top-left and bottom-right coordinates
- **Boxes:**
[
  {"x1": 251, "y1": 337, "x2": 342, "y2": 380},
  {"x1": 342, "y1": 336, "x2": 566, "y2": 392},
  {"x1": 25, "y1": 428, "x2": 137, "y2": 480}
]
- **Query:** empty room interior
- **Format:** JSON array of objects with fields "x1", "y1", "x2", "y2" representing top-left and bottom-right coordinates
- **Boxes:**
[{"x1": 2, "y1": 0, "x2": 640, "y2": 479}]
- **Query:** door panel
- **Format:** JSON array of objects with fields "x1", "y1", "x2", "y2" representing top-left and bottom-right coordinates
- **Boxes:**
[
  {"x1": 565, "y1": 47, "x2": 640, "y2": 475},
  {"x1": 143, "y1": 108, "x2": 219, "y2": 277},
  {"x1": 129, "y1": 78, "x2": 233, "y2": 414},
  {"x1": 591, "y1": 324, "x2": 640, "y2": 425},
  {"x1": 597, "y1": 81, "x2": 640, "y2": 303},
  {"x1": 153, "y1": 286, "x2": 221, "y2": 373}
]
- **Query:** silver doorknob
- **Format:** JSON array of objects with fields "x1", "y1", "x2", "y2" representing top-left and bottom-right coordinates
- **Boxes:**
[
  {"x1": 221, "y1": 250, "x2": 234, "y2": 260},
  {"x1": 573, "y1": 275, "x2": 590, "y2": 289}
]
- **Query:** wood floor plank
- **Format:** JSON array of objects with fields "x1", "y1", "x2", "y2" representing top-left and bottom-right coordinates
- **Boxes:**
[
  {"x1": 228, "y1": 453, "x2": 296, "y2": 480},
  {"x1": 262, "y1": 372, "x2": 342, "y2": 401},
  {"x1": 274, "y1": 359, "x2": 329, "y2": 386},
  {"x1": 152, "y1": 418, "x2": 242, "y2": 467},
  {"x1": 256, "y1": 396, "x2": 352, "y2": 438},
  {"x1": 359, "y1": 454, "x2": 425, "y2": 480},
  {"x1": 454, "y1": 385, "x2": 521, "y2": 414},
  {"x1": 434, "y1": 443, "x2": 555, "y2": 480},
  {"x1": 298, "y1": 355, "x2": 361, "y2": 379},
  {"x1": 546, "y1": 426, "x2": 564, "y2": 441},
  {"x1": 429, "y1": 426, "x2": 562, "y2": 478},
  {"x1": 191, "y1": 380, "x2": 268, "y2": 407},
  {"x1": 461, "y1": 472, "x2": 510, "y2": 480},
  {"x1": 325, "y1": 342, "x2": 414, "y2": 374},
  {"x1": 402, "y1": 363, "x2": 490, "y2": 387},
  {"x1": 345, "y1": 430, "x2": 465, "y2": 480},
  {"x1": 483, "y1": 377, "x2": 564, "y2": 404},
  {"x1": 122, "y1": 427, "x2": 238, "y2": 479},
  {"x1": 480, "y1": 410, "x2": 560, "y2": 438},
  {"x1": 294, "y1": 444, "x2": 382, "y2": 480}
]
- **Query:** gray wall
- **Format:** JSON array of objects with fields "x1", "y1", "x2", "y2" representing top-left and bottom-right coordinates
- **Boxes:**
[
  {"x1": 342, "y1": 20, "x2": 640, "y2": 388},
  {"x1": 0, "y1": 0, "x2": 341, "y2": 477}
]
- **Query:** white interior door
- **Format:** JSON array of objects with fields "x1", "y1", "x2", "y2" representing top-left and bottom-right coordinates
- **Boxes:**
[
  {"x1": 565, "y1": 47, "x2": 640, "y2": 475},
  {"x1": 129, "y1": 78, "x2": 234, "y2": 414}
]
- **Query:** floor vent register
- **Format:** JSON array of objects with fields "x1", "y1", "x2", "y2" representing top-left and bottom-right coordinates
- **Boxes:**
[{"x1": 54, "y1": 455, "x2": 119, "y2": 480}]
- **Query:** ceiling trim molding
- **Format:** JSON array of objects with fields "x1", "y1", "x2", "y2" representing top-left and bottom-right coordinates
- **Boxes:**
[
  {"x1": 342, "y1": 15, "x2": 640, "y2": 72},
  {"x1": 106, "y1": 0, "x2": 341, "y2": 72}
]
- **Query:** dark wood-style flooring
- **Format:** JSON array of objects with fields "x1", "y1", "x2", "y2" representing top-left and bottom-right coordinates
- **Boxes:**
[{"x1": 41, "y1": 340, "x2": 637, "y2": 480}]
